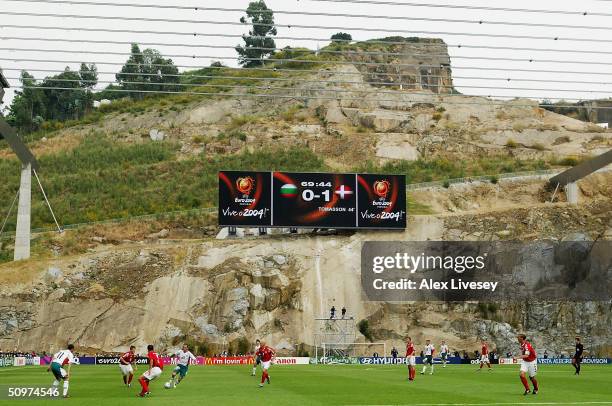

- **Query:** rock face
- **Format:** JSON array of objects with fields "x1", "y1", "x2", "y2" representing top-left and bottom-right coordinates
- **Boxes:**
[
  {"x1": 345, "y1": 38, "x2": 453, "y2": 94},
  {"x1": 375, "y1": 133, "x2": 420, "y2": 161},
  {"x1": 0, "y1": 202, "x2": 610, "y2": 357}
]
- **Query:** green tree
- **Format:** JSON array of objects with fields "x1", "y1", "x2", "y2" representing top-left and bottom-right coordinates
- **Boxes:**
[
  {"x1": 116, "y1": 44, "x2": 179, "y2": 99},
  {"x1": 235, "y1": 1, "x2": 277, "y2": 67},
  {"x1": 79, "y1": 63, "x2": 98, "y2": 89},
  {"x1": 140, "y1": 48, "x2": 180, "y2": 93},
  {"x1": 116, "y1": 44, "x2": 146, "y2": 99},
  {"x1": 40, "y1": 66, "x2": 97, "y2": 120},
  {"x1": 7, "y1": 66, "x2": 97, "y2": 131},
  {"x1": 7, "y1": 71, "x2": 44, "y2": 132},
  {"x1": 331, "y1": 32, "x2": 352, "y2": 42}
]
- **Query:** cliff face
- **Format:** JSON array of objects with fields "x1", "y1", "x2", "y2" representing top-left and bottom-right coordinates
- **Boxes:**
[
  {"x1": 342, "y1": 38, "x2": 453, "y2": 94},
  {"x1": 1, "y1": 176, "x2": 610, "y2": 357},
  {"x1": 1, "y1": 36, "x2": 610, "y2": 358}
]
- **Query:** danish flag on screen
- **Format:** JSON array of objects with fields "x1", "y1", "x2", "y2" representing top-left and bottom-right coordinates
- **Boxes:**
[{"x1": 335, "y1": 185, "x2": 353, "y2": 199}]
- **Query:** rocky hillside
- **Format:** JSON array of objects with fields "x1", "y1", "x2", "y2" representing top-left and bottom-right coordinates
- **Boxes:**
[
  {"x1": 1, "y1": 170, "x2": 610, "y2": 357},
  {"x1": 1, "y1": 36, "x2": 610, "y2": 357}
]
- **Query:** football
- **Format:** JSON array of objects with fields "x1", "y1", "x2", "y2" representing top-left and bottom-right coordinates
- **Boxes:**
[{"x1": 164, "y1": 381, "x2": 173, "y2": 389}]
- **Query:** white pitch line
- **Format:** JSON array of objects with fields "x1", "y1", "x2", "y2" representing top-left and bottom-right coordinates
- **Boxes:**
[{"x1": 356, "y1": 403, "x2": 612, "y2": 406}]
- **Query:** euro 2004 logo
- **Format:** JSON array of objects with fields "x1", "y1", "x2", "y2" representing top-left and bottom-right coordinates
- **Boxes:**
[
  {"x1": 236, "y1": 177, "x2": 255, "y2": 196},
  {"x1": 372, "y1": 180, "x2": 392, "y2": 208},
  {"x1": 373, "y1": 180, "x2": 390, "y2": 199},
  {"x1": 234, "y1": 177, "x2": 257, "y2": 206}
]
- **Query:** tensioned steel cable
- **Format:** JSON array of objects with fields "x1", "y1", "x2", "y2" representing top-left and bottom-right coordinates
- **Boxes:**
[
  {"x1": 0, "y1": 54, "x2": 462, "y2": 71},
  {"x1": 2, "y1": 56, "x2": 610, "y2": 78},
  {"x1": 3, "y1": 24, "x2": 610, "y2": 51},
  {"x1": 5, "y1": 68, "x2": 612, "y2": 93},
  {"x1": 305, "y1": 0, "x2": 612, "y2": 17},
  {"x1": 0, "y1": 33, "x2": 612, "y2": 56},
  {"x1": 4, "y1": 66, "x2": 612, "y2": 87},
  {"x1": 15, "y1": 86, "x2": 612, "y2": 110},
  {"x1": 3, "y1": 12, "x2": 612, "y2": 43},
  {"x1": 9, "y1": 0, "x2": 612, "y2": 18},
  {"x1": 2, "y1": 44, "x2": 610, "y2": 67},
  {"x1": 6, "y1": 75, "x2": 610, "y2": 97},
  {"x1": 4, "y1": 1, "x2": 612, "y2": 31},
  {"x1": 12, "y1": 85, "x2": 612, "y2": 108}
]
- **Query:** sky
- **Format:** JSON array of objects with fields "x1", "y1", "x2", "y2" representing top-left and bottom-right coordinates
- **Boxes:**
[{"x1": 1, "y1": 0, "x2": 612, "y2": 110}]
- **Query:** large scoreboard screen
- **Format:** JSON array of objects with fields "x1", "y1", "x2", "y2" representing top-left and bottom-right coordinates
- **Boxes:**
[
  {"x1": 273, "y1": 172, "x2": 357, "y2": 228},
  {"x1": 218, "y1": 171, "x2": 406, "y2": 229}
]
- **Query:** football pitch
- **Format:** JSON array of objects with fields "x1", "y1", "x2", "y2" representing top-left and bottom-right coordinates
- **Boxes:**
[{"x1": 1, "y1": 364, "x2": 611, "y2": 405}]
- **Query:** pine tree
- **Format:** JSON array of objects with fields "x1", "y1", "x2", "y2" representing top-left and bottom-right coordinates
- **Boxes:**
[{"x1": 235, "y1": 1, "x2": 277, "y2": 67}]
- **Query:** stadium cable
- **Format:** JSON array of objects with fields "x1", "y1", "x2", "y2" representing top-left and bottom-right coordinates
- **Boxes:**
[
  {"x1": 0, "y1": 43, "x2": 610, "y2": 67},
  {"x1": 8, "y1": 0, "x2": 612, "y2": 18},
  {"x1": 11, "y1": 85, "x2": 612, "y2": 108},
  {"x1": 4, "y1": 2, "x2": 612, "y2": 31},
  {"x1": 4, "y1": 24, "x2": 612, "y2": 50},
  {"x1": 4, "y1": 66, "x2": 612, "y2": 87},
  {"x1": 2, "y1": 56, "x2": 610, "y2": 77},
  {"x1": 4, "y1": 12, "x2": 612, "y2": 43},
  {"x1": 5, "y1": 36, "x2": 612, "y2": 65},
  {"x1": 5, "y1": 75, "x2": 610, "y2": 97},
  {"x1": 304, "y1": 0, "x2": 612, "y2": 17},
  {"x1": 4, "y1": 35, "x2": 612, "y2": 58},
  {"x1": 0, "y1": 190, "x2": 20, "y2": 237}
]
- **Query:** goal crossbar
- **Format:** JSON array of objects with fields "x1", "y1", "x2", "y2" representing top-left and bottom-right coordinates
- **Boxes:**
[{"x1": 315, "y1": 342, "x2": 387, "y2": 363}]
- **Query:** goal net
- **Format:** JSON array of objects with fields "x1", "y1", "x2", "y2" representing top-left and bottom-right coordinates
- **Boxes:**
[{"x1": 315, "y1": 342, "x2": 387, "y2": 363}]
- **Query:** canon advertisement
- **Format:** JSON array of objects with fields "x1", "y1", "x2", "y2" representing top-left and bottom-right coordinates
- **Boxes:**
[{"x1": 218, "y1": 171, "x2": 406, "y2": 229}]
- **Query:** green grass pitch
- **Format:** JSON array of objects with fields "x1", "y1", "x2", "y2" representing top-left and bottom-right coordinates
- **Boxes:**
[{"x1": 1, "y1": 364, "x2": 610, "y2": 405}]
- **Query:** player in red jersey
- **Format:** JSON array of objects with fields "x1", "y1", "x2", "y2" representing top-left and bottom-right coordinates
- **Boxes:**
[
  {"x1": 138, "y1": 344, "x2": 164, "y2": 397},
  {"x1": 516, "y1": 334, "x2": 539, "y2": 395},
  {"x1": 405, "y1": 337, "x2": 416, "y2": 381},
  {"x1": 477, "y1": 339, "x2": 492, "y2": 371},
  {"x1": 119, "y1": 345, "x2": 137, "y2": 387},
  {"x1": 256, "y1": 341, "x2": 275, "y2": 388}
]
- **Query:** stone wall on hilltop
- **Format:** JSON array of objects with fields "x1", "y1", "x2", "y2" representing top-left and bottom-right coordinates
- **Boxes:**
[{"x1": 343, "y1": 38, "x2": 453, "y2": 94}]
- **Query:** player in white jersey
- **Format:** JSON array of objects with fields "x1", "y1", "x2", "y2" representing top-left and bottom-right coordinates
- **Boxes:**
[
  {"x1": 252, "y1": 339, "x2": 261, "y2": 376},
  {"x1": 439, "y1": 341, "x2": 449, "y2": 368},
  {"x1": 170, "y1": 344, "x2": 197, "y2": 387},
  {"x1": 421, "y1": 340, "x2": 435, "y2": 375},
  {"x1": 48, "y1": 344, "x2": 75, "y2": 398}
]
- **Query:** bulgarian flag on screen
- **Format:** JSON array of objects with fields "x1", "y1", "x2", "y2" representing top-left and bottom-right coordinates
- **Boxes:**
[{"x1": 280, "y1": 184, "x2": 298, "y2": 197}]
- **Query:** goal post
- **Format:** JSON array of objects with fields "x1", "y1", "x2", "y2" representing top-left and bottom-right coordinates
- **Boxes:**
[{"x1": 315, "y1": 342, "x2": 387, "y2": 364}]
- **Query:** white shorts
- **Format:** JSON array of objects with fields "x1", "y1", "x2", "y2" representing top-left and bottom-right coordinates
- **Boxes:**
[
  {"x1": 407, "y1": 356, "x2": 416, "y2": 366},
  {"x1": 480, "y1": 355, "x2": 489, "y2": 363},
  {"x1": 261, "y1": 361, "x2": 271, "y2": 370},
  {"x1": 120, "y1": 364, "x2": 133, "y2": 376},
  {"x1": 142, "y1": 366, "x2": 162, "y2": 381},
  {"x1": 520, "y1": 360, "x2": 537, "y2": 377}
]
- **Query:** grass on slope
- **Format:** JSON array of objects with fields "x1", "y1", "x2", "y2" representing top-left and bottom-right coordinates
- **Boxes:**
[
  {"x1": 0, "y1": 134, "x2": 559, "y2": 233},
  {"x1": 0, "y1": 137, "x2": 327, "y2": 231},
  {"x1": 2, "y1": 364, "x2": 610, "y2": 405}
]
